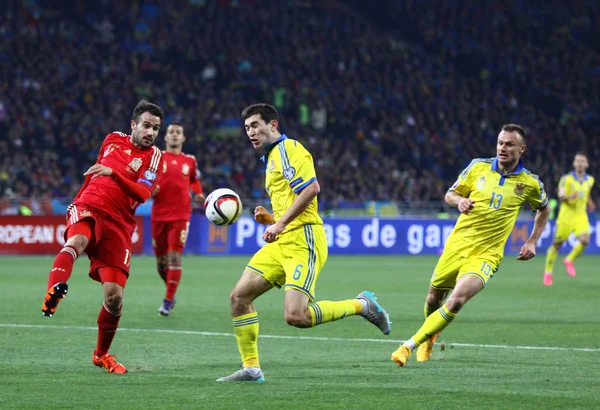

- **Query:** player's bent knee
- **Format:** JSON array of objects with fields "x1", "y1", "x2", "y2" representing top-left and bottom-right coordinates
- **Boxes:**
[
  {"x1": 229, "y1": 288, "x2": 251, "y2": 309},
  {"x1": 66, "y1": 234, "x2": 89, "y2": 254},
  {"x1": 104, "y1": 293, "x2": 123, "y2": 311},
  {"x1": 426, "y1": 293, "x2": 443, "y2": 309},
  {"x1": 156, "y1": 256, "x2": 168, "y2": 269},
  {"x1": 580, "y1": 237, "x2": 590, "y2": 246},
  {"x1": 445, "y1": 296, "x2": 468, "y2": 313},
  {"x1": 167, "y1": 251, "x2": 182, "y2": 266}
]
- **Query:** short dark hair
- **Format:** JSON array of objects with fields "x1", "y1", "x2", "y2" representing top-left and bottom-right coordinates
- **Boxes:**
[
  {"x1": 575, "y1": 151, "x2": 587, "y2": 159},
  {"x1": 241, "y1": 103, "x2": 279, "y2": 124},
  {"x1": 132, "y1": 99, "x2": 164, "y2": 123},
  {"x1": 502, "y1": 123, "x2": 526, "y2": 144},
  {"x1": 168, "y1": 121, "x2": 184, "y2": 130}
]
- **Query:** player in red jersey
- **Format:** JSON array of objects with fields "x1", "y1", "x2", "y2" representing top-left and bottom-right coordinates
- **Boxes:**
[
  {"x1": 41, "y1": 100, "x2": 164, "y2": 374},
  {"x1": 151, "y1": 122, "x2": 204, "y2": 316}
]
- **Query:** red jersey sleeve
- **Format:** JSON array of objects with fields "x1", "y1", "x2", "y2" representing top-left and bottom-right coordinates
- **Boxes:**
[{"x1": 189, "y1": 156, "x2": 204, "y2": 195}]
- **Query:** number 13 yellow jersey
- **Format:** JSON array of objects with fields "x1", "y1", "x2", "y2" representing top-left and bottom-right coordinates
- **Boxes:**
[{"x1": 445, "y1": 157, "x2": 548, "y2": 266}]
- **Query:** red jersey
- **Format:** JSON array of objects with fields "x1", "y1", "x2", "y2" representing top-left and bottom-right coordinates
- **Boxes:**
[
  {"x1": 152, "y1": 151, "x2": 202, "y2": 222},
  {"x1": 74, "y1": 132, "x2": 163, "y2": 234}
]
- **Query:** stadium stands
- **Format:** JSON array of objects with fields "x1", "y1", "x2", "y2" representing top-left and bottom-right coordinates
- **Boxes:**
[{"x1": 1, "y1": 0, "x2": 597, "y2": 215}]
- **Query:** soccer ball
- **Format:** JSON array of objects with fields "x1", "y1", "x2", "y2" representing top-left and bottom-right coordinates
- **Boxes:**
[{"x1": 204, "y1": 188, "x2": 243, "y2": 226}]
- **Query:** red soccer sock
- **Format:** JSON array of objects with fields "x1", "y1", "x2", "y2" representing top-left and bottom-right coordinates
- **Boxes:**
[
  {"x1": 95, "y1": 303, "x2": 122, "y2": 357},
  {"x1": 158, "y1": 267, "x2": 168, "y2": 284},
  {"x1": 165, "y1": 265, "x2": 182, "y2": 301},
  {"x1": 47, "y1": 246, "x2": 79, "y2": 289}
]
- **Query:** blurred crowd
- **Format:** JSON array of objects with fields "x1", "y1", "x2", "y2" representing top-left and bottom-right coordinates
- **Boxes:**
[{"x1": 1, "y1": 0, "x2": 598, "y2": 215}]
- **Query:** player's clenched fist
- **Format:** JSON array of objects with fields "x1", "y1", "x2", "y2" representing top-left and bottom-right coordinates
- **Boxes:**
[
  {"x1": 254, "y1": 206, "x2": 275, "y2": 225},
  {"x1": 458, "y1": 198, "x2": 475, "y2": 214},
  {"x1": 84, "y1": 164, "x2": 113, "y2": 179}
]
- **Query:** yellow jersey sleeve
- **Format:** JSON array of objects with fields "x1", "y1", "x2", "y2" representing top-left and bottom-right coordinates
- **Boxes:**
[
  {"x1": 282, "y1": 139, "x2": 317, "y2": 194},
  {"x1": 525, "y1": 174, "x2": 549, "y2": 210},
  {"x1": 557, "y1": 174, "x2": 571, "y2": 198},
  {"x1": 268, "y1": 138, "x2": 322, "y2": 230},
  {"x1": 448, "y1": 159, "x2": 481, "y2": 197}
]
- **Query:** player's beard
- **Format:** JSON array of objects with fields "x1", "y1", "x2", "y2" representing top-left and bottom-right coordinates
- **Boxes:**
[{"x1": 133, "y1": 131, "x2": 154, "y2": 148}]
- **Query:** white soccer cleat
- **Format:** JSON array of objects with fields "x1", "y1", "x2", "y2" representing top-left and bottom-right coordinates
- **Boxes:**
[{"x1": 216, "y1": 367, "x2": 265, "y2": 383}]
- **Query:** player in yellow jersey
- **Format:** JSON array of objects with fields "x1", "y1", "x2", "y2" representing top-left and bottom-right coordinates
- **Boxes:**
[
  {"x1": 543, "y1": 153, "x2": 595, "y2": 286},
  {"x1": 391, "y1": 124, "x2": 551, "y2": 367},
  {"x1": 217, "y1": 103, "x2": 391, "y2": 383}
]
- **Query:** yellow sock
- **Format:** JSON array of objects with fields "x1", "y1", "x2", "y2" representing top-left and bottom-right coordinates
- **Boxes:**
[
  {"x1": 413, "y1": 304, "x2": 456, "y2": 346},
  {"x1": 545, "y1": 245, "x2": 558, "y2": 273},
  {"x1": 232, "y1": 312, "x2": 260, "y2": 368},
  {"x1": 566, "y1": 242, "x2": 585, "y2": 262},
  {"x1": 308, "y1": 299, "x2": 362, "y2": 327}
]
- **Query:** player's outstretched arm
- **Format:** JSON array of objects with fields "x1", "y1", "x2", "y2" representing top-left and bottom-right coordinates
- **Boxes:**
[
  {"x1": 559, "y1": 192, "x2": 578, "y2": 202},
  {"x1": 110, "y1": 170, "x2": 153, "y2": 203},
  {"x1": 517, "y1": 205, "x2": 551, "y2": 261},
  {"x1": 445, "y1": 191, "x2": 475, "y2": 214},
  {"x1": 262, "y1": 180, "x2": 320, "y2": 243}
]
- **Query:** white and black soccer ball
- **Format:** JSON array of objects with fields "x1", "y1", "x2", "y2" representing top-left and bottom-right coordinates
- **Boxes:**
[{"x1": 204, "y1": 188, "x2": 243, "y2": 226}]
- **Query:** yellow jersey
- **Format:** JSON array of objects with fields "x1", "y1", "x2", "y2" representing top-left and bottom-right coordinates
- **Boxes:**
[
  {"x1": 445, "y1": 157, "x2": 548, "y2": 265},
  {"x1": 557, "y1": 172, "x2": 594, "y2": 219},
  {"x1": 261, "y1": 134, "x2": 323, "y2": 233}
]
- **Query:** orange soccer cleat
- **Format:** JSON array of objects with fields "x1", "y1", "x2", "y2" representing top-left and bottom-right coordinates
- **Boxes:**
[
  {"x1": 391, "y1": 345, "x2": 412, "y2": 367},
  {"x1": 416, "y1": 332, "x2": 440, "y2": 362},
  {"x1": 41, "y1": 282, "x2": 68, "y2": 317},
  {"x1": 93, "y1": 353, "x2": 128, "y2": 374}
]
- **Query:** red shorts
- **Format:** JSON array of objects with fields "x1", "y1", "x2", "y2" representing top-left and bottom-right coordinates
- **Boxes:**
[
  {"x1": 66, "y1": 205, "x2": 132, "y2": 287},
  {"x1": 151, "y1": 220, "x2": 190, "y2": 256}
]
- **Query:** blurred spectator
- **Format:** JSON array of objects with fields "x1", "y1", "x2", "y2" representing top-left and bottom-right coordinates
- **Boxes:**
[{"x1": 0, "y1": 0, "x2": 597, "y2": 215}]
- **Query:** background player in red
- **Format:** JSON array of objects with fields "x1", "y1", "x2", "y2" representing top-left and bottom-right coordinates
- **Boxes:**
[
  {"x1": 41, "y1": 100, "x2": 164, "y2": 374},
  {"x1": 152, "y1": 122, "x2": 204, "y2": 316}
]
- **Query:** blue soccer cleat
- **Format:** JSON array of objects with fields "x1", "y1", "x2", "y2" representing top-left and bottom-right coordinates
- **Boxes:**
[{"x1": 357, "y1": 291, "x2": 392, "y2": 335}]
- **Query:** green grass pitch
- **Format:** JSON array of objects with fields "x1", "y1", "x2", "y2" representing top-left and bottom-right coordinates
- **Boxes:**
[{"x1": 1, "y1": 254, "x2": 599, "y2": 409}]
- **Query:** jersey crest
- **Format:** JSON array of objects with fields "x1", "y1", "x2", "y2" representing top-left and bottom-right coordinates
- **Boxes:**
[
  {"x1": 129, "y1": 158, "x2": 143, "y2": 172},
  {"x1": 514, "y1": 183, "x2": 525, "y2": 197}
]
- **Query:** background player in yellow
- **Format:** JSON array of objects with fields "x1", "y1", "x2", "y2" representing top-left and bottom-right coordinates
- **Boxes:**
[
  {"x1": 391, "y1": 124, "x2": 550, "y2": 367},
  {"x1": 543, "y1": 153, "x2": 595, "y2": 286},
  {"x1": 217, "y1": 103, "x2": 392, "y2": 383}
]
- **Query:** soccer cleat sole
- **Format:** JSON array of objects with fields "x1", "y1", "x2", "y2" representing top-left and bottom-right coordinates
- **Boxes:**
[{"x1": 42, "y1": 282, "x2": 69, "y2": 317}]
